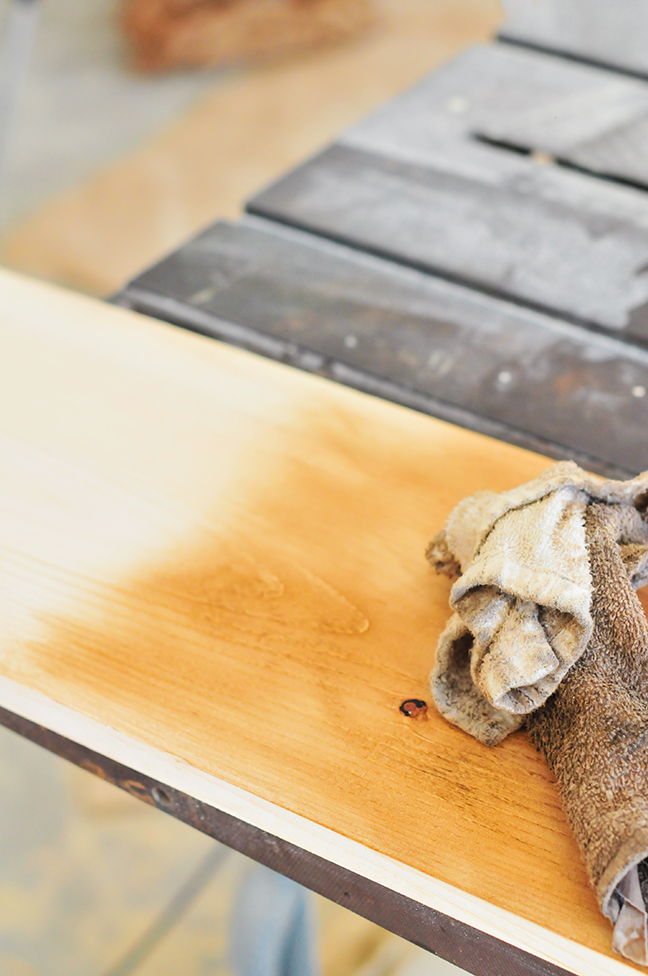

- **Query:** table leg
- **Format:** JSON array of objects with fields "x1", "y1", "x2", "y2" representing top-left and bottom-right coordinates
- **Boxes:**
[{"x1": 230, "y1": 864, "x2": 322, "y2": 976}]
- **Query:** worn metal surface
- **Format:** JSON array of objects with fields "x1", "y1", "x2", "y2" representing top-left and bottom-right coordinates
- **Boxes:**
[
  {"x1": 248, "y1": 43, "x2": 648, "y2": 337},
  {"x1": 0, "y1": 703, "x2": 576, "y2": 976},
  {"x1": 499, "y1": 0, "x2": 648, "y2": 78},
  {"x1": 117, "y1": 217, "x2": 648, "y2": 478},
  {"x1": 349, "y1": 43, "x2": 648, "y2": 191}
]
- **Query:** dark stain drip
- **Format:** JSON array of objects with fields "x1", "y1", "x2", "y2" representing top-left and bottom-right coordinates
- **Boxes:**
[{"x1": 400, "y1": 699, "x2": 428, "y2": 718}]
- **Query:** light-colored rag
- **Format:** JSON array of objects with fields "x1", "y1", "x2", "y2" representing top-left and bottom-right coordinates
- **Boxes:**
[
  {"x1": 428, "y1": 460, "x2": 648, "y2": 746},
  {"x1": 427, "y1": 461, "x2": 648, "y2": 965}
]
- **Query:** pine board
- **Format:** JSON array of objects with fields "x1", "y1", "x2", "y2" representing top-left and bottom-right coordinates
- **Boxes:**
[{"x1": 0, "y1": 270, "x2": 646, "y2": 975}]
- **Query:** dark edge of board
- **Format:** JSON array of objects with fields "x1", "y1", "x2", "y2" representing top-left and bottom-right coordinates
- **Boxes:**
[
  {"x1": 0, "y1": 703, "x2": 578, "y2": 976},
  {"x1": 496, "y1": 32, "x2": 648, "y2": 84},
  {"x1": 113, "y1": 284, "x2": 635, "y2": 481}
]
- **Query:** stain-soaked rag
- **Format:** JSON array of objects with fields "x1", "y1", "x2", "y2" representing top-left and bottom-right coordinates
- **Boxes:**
[{"x1": 427, "y1": 461, "x2": 648, "y2": 964}]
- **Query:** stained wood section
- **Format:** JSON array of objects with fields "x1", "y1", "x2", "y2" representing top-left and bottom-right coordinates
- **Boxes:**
[
  {"x1": 0, "y1": 707, "x2": 575, "y2": 976},
  {"x1": 0, "y1": 270, "x2": 645, "y2": 973},
  {"x1": 499, "y1": 0, "x2": 648, "y2": 77},
  {"x1": 248, "y1": 44, "x2": 648, "y2": 336},
  {"x1": 119, "y1": 216, "x2": 648, "y2": 478}
]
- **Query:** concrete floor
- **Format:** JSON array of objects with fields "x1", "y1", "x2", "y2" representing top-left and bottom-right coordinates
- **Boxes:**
[
  {"x1": 0, "y1": 725, "x2": 231, "y2": 976},
  {"x1": 0, "y1": 0, "x2": 503, "y2": 294},
  {"x1": 0, "y1": 724, "x2": 468, "y2": 975},
  {"x1": 0, "y1": 0, "x2": 225, "y2": 230}
]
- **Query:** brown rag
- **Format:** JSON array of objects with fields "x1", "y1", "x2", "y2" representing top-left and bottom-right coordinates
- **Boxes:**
[
  {"x1": 428, "y1": 462, "x2": 648, "y2": 745},
  {"x1": 528, "y1": 502, "x2": 648, "y2": 965},
  {"x1": 427, "y1": 463, "x2": 648, "y2": 964}
]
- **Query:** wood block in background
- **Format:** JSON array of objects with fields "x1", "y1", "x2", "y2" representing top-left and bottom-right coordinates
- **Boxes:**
[
  {"x1": 0, "y1": 0, "x2": 503, "y2": 296},
  {"x1": 0, "y1": 267, "x2": 646, "y2": 975},
  {"x1": 122, "y1": 0, "x2": 377, "y2": 72}
]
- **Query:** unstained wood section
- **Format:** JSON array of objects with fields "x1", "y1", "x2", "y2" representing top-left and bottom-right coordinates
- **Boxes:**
[
  {"x1": 0, "y1": 271, "x2": 646, "y2": 969},
  {"x1": 122, "y1": 215, "x2": 648, "y2": 477}
]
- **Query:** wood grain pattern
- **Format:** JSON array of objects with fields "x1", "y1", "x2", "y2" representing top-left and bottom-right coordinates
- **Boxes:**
[
  {"x1": 0, "y1": 271, "x2": 646, "y2": 973},
  {"x1": 0, "y1": 704, "x2": 577, "y2": 976}
]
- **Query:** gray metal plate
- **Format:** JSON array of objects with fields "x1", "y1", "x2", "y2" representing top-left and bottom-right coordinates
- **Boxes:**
[
  {"x1": 248, "y1": 44, "x2": 648, "y2": 337},
  {"x1": 117, "y1": 217, "x2": 648, "y2": 478},
  {"x1": 345, "y1": 43, "x2": 648, "y2": 188},
  {"x1": 499, "y1": 0, "x2": 648, "y2": 77}
]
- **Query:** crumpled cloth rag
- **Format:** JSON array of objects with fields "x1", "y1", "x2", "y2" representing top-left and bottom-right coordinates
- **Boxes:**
[{"x1": 427, "y1": 461, "x2": 648, "y2": 964}]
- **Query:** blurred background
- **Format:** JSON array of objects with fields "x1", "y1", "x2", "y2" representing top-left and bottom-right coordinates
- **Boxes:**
[
  {"x1": 0, "y1": 2, "x2": 503, "y2": 974},
  {"x1": 0, "y1": 0, "x2": 501, "y2": 295}
]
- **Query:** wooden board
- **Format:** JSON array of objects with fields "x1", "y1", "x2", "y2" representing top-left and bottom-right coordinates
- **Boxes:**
[
  {"x1": 118, "y1": 216, "x2": 648, "y2": 479},
  {"x1": 0, "y1": 707, "x2": 573, "y2": 976},
  {"x1": 0, "y1": 268, "x2": 646, "y2": 976},
  {"x1": 499, "y1": 0, "x2": 648, "y2": 77},
  {"x1": 248, "y1": 44, "x2": 648, "y2": 337}
]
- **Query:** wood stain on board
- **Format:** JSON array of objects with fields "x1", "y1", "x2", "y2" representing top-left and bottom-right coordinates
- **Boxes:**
[{"x1": 0, "y1": 384, "x2": 632, "y2": 965}]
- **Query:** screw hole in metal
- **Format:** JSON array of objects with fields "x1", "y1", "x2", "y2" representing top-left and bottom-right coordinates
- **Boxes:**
[{"x1": 152, "y1": 786, "x2": 171, "y2": 807}]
